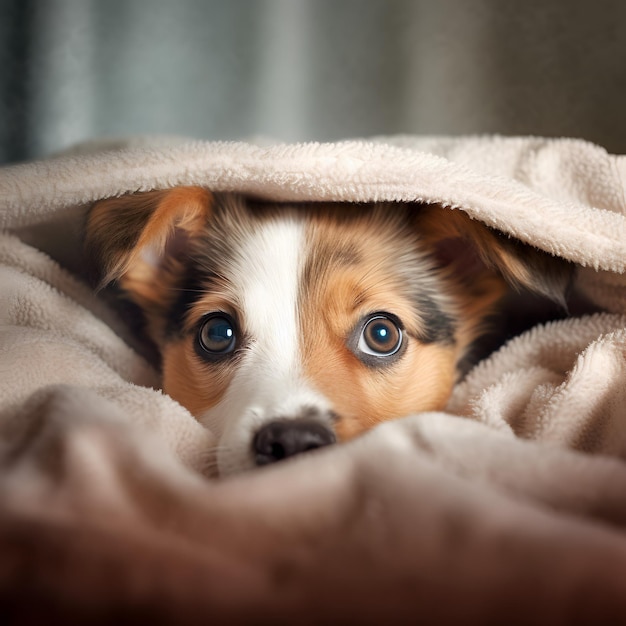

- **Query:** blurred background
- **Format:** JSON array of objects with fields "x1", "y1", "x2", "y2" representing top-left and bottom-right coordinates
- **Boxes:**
[{"x1": 1, "y1": 0, "x2": 626, "y2": 164}]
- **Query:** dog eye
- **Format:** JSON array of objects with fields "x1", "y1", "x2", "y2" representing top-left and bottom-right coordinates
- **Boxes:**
[
  {"x1": 197, "y1": 314, "x2": 237, "y2": 357},
  {"x1": 358, "y1": 314, "x2": 403, "y2": 357}
]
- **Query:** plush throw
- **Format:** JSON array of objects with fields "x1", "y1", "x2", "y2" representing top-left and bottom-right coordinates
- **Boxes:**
[{"x1": 1, "y1": 136, "x2": 626, "y2": 623}]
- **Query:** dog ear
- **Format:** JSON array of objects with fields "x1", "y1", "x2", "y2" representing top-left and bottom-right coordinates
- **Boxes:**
[
  {"x1": 415, "y1": 205, "x2": 572, "y2": 308},
  {"x1": 85, "y1": 186, "x2": 212, "y2": 309}
]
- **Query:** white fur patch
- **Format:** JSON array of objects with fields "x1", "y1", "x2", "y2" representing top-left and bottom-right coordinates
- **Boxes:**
[{"x1": 199, "y1": 215, "x2": 330, "y2": 475}]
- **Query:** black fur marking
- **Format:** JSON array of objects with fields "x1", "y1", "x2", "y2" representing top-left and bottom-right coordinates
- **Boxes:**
[
  {"x1": 162, "y1": 202, "x2": 240, "y2": 339},
  {"x1": 163, "y1": 260, "x2": 219, "y2": 339},
  {"x1": 412, "y1": 294, "x2": 456, "y2": 345}
]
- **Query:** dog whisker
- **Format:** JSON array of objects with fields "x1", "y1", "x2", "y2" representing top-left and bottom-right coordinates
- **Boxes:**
[{"x1": 161, "y1": 286, "x2": 208, "y2": 294}]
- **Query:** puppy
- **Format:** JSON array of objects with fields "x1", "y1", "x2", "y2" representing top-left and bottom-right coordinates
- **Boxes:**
[{"x1": 86, "y1": 187, "x2": 570, "y2": 475}]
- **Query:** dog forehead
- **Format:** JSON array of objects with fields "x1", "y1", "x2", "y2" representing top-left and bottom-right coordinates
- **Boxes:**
[
  {"x1": 208, "y1": 196, "x2": 411, "y2": 243},
  {"x1": 192, "y1": 198, "x2": 439, "y2": 319}
]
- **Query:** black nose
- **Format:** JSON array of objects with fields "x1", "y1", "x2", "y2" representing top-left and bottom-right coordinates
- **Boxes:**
[{"x1": 253, "y1": 418, "x2": 336, "y2": 466}]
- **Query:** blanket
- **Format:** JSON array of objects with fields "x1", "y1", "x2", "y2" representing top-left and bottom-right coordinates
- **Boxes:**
[{"x1": 2, "y1": 136, "x2": 626, "y2": 624}]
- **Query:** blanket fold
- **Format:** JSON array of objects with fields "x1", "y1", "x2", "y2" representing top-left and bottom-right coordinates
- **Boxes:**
[{"x1": 2, "y1": 135, "x2": 626, "y2": 623}]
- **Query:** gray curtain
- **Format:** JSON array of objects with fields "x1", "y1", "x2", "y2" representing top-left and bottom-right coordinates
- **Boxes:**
[{"x1": 2, "y1": 0, "x2": 626, "y2": 163}]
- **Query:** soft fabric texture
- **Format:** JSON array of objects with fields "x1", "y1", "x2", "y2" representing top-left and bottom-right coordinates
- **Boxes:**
[{"x1": 2, "y1": 136, "x2": 626, "y2": 623}]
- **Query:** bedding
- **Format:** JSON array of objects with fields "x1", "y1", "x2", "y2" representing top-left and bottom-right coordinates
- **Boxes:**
[{"x1": 2, "y1": 136, "x2": 626, "y2": 623}]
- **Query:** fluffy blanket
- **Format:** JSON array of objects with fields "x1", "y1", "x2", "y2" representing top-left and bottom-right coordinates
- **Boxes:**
[{"x1": 2, "y1": 136, "x2": 626, "y2": 624}]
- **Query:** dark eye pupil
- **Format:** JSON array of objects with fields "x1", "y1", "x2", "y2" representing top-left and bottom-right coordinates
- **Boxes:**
[
  {"x1": 208, "y1": 322, "x2": 232, "y2": 345},
  {"x1": 199, "y1": 316, "x2": 236, "y2": 354},
  {"x1": 365, "y1": 320, "x2": 397, "y2": 350}
]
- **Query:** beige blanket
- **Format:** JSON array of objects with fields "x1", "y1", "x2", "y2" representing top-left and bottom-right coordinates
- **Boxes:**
[{"x1": 2, "y1": 136, "x2": 626, "y2": 623}]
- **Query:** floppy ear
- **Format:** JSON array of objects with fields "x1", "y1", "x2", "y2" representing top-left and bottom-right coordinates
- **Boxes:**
[
  {"x1": 85, "y1": 186, "x2": 212, "y2": 312},
  {"x1": 415, "y1": 205, "x2": 572, "y2": 308}
]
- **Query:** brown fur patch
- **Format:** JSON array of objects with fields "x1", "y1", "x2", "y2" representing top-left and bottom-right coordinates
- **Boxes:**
[
  {"x1": 162, "y1": 337, "x2": 236, "y2": 418},
  {"x1": 87, "y1": 187, "x2": 212, "y2": 285},
  {"x1": 414, "y1": 205, "x2": 571, "y2": 305},
  {"x1": 298, "y1": 206, "x2": 462, "y2": 441},
  {"x1": 162, "y1": 295, "x2": 242, "y2": 415}
]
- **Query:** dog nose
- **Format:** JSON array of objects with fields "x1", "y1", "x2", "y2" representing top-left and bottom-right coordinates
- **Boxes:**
[{"x1": 253, "y1": 418, "x2": 336, "y2": 466}]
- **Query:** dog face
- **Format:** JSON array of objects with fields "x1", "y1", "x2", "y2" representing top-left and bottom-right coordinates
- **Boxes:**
[{"x1": 87, "y1": 187, "x2": 569, "y2": 475}]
